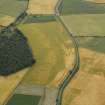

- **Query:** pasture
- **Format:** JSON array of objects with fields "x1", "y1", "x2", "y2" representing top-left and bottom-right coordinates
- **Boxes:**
[
  {"x1": 0, "y1": 0, "x2": 28, "y2": 17},
  {"x1": 60, "y1": 0, "x2": 105, "y2": 36},
  {"x1": 0, "y1": 15, "x2": 15, "y2": 26}
]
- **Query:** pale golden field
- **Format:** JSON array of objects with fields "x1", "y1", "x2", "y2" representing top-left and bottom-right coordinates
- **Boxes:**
[
  {"x1": 27, "y1": 0, "x2": 59, "y2": 14},
  {"x1": 86, "y1": 0, "x2": 105, "y2": 3},
  {"x1": 62, "y1": 37, "x2": 105, "y2": 105},
  {"x1": 17, "y1": 21, "x2": 75, "y2": 88}
]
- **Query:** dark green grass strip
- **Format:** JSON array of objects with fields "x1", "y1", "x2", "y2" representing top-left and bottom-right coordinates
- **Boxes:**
[{"x1": 6, "y1": 94, "x2": 41, "y2": 105}]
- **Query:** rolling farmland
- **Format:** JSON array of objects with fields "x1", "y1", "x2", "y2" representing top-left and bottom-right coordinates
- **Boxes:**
[
  {"x1": 0, "y1": 0, "x2": 28, "y2": 26},
  {"x1": 60, "y1": 0, "x2": 105, "y2": 36}
]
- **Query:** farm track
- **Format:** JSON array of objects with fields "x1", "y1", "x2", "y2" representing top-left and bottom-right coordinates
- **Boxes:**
[{"x1": 2, "y1": 0, "x2": 80, "y2": 105}]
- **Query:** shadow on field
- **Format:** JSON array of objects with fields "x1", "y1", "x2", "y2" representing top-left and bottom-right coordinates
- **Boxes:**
[
  {"x1": 60, "y1": 0, "x2": 105, "y2": 15},
  {"x1": 76, "y1": 37, "x2": 105, "y2": 54}
]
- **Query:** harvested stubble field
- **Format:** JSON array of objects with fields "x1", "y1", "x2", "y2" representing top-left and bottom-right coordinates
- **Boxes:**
[
  {"x1": 17, "y1": 20, "x2": 75, "y2": 88},
  {"x1": 27, "y1": 0, "x2": 59, "y2": 14},
  {"x1": 62, "y1": 37, "x2": 105, "y2": 105}
]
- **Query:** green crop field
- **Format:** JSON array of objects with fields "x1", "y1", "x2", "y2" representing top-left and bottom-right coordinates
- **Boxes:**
[
  {"x1": 6, "y1": 94, "x2": 40, "y2": 105},
  {"x1": 0, "y1": 0, "x2": 28, "y2": 17},
  {"x1": 60, "y1": 0, "x2": 105, "y2": 36},
  {"x1": 27, "y1": 0, "x2": 59, "y2": 14},
  {"x1": 23, "y1": 15, "x2": 55, "y2": 24},
  {"x1": 18, "y1": 20, "x2": 73, "y2": 87}
]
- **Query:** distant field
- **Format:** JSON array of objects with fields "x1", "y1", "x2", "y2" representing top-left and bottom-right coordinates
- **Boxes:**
[
  {"x1": 60, "y1": 0, "x2": 105, "y2": 36},
  {"x1": 6, "y1": 94, "x2": 40, "y2": 105},
  {"x1": 0, "y1": 0, "x2": 28, "y2": 17},
  {"x1": 62, "y1": 37, "x2": 105, "y2": 105},
  {"x1": 18, "y1": 21, "x2": 74, "y2": 87},
  {"x1": 27, "y1": 0, "x2": 59, "y2": 14}
]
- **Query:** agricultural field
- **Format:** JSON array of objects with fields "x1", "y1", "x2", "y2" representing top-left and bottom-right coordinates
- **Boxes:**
[
  {"x1": 0, "y1": 0, "x2": 28, "y2": 26},
  {"x1": 17, "y1": 20, "x2": 75, "y2": 88},
  {"x1": 0, "y1": 0, "x2": 28, "y2": 17},
  {"x1": 1, "y1": 0, "x2": 105, "y2": 105},
  {"x1": 27, "y1": 0, "x2": 59, "y2": 14},
  {"x1": 6, "y1": 94, "x2": 41, "y2": 105},
  {"x1": 0, "y1": 15, "x2": 15, "y2": 26},
  {"x1": 62, "y1": 37, "x2": 105, "y2": 105},
  {"x1": 0, "y1": 68, "x2": 29, "y2": 105},
  {"x1": 60, "y1": 0, "x2": 105, "y2": 36},
  {"x1": 23, "y1": 15, "x2": 55, "y2": 23}
]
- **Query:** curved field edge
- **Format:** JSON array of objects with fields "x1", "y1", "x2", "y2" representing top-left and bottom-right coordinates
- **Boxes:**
[
  {"x1": 27, "y1": 0, "x2": 59, "y2": 14},
  {"x1": 60, "y1": 0, "x2": 105, "y2": 36},
  {"x1": 17, "y1": 21, "x2": 75, "y2": 87}
]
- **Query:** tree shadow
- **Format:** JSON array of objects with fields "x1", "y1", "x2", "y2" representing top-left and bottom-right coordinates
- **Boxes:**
[{"x1": 60, "y1": 0, "x2": 105, "y2": 15}]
